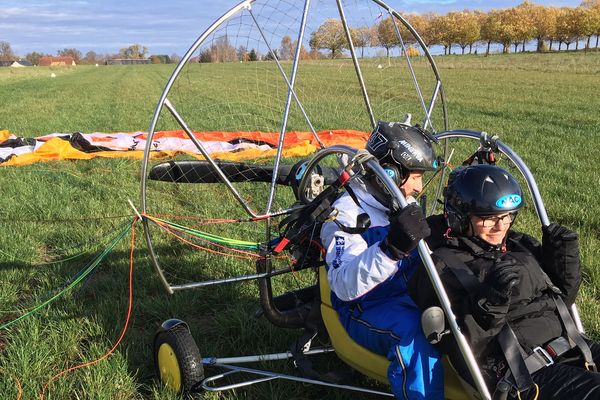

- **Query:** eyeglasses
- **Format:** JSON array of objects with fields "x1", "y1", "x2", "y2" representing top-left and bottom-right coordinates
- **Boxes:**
[{"x1": 473, "y1": 213, "x2": 517, "y2": 228}]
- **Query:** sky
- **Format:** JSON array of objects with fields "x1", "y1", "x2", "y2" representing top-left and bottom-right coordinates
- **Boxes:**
[{"x1": 0, "y1": 0, "x2": 584, "y2": 57}]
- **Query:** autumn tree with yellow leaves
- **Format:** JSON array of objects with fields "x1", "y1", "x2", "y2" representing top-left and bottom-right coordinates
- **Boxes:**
[
  {"x1": 415, "y1": 12, "x2": 443, "y2": 48},
  {"x1": 375, "y1": 17, "x2": 401, "y2": 58},
  {"x1": 309, "y1": 19, "x2": 348, "y2": 59},
  {"x1": 555, "y1": 7, "x2": 581, "y2": 50},
  {"x1": 509, "y1": 3, "x2": 536, "y2": 52},
  {"x1": 527, "y1": 3, "x2": 559, "y2": 51},
  {"x1": 350, "y1": 26, "x2": 373, "y2": 58},
  {"x1": 480, "y1": 9, "x2": 514, "y2": 54},
  {"x1": 449, "y1": 11, "x2": 481, "y2": 54},
  {"x1": 583, "y1": 0, "x2": 600, "y2": 47},
  {"x1": 580, "y1": 1, "x2": 600, "y2": 49},
  {"x1": 427, "y1": 14, "x2": 453, "y2": 55}
]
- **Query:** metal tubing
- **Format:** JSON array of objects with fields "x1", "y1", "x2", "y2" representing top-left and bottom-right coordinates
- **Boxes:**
[
  {"x1": 140, "y1": 0, "x2": 254, "y2": 294},
  {"x1": 265, "y1": 0, "x2": 311, "y2": 214},
  {"x1": 434, "y1": 130, "x2": 549, "y2": 224},
  {"x1": 169, "y1": 266, "x2": 293, "y2": 291},
  {"x1": 571, "y1": 306, "x2": 585, "y2": 333},
  {"x1": 205, "y1": 347, "x2": 334, "y2": 365},
  {"x1": 296, "y1": 145, "x2": 359, "y2": 202},
  {"x1": 387, "y1": 9, "x2": 431, "y2": 130},
  {"x1": 144, "y1": 221, "x2": 173, "y2": 294},
  {"x1": 367, "y1": 159, "x2": 492, "y2": 400},
  {"x1": 429, "y1": 139, "x2": 451, "y2": 216},
  {"x1": 142, "y1": 0, "x2": 450, "y2": 293},
  {"x1": 370, "y1": 0, "x2": 449, "y2": 131},
  {"x1": 496, "y1": 141, "x2": 549, "y2": 225},
  {"x1": 336, "y1": 0, "x2": 376, "y2": 129},
  {"x1": 163, "y1": 98, "x2": 257, "y2": 217},
  {"x1": 203, "y1": 370, "x2": 277, "y2": 391},
  {"x1": 424, "y1": 80, "x2": 441, "y2": 131},
  {"x1": 248, "y1": 9, "x2": 323, "y2": 148},
  {"x1": 202, "y1": 362, "x2": 394, "y2": 396}
]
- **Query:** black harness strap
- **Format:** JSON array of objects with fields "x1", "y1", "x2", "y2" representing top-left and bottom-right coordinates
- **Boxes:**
[
  {"x1": 332, "y1": 185, "x2": 371, "y2": 234},
  {"x1": 554, "y1": 296, "x2": 596, "y2": 371},
  {"x1": 345, "y1": 184, "x2": 360, "y2": 207},
  {"x1": 274, "y1": 182, "x2": 343, "y2": 254},
  {"x1": 274, "y1": 174, "x2": 373, "y2": 257},
  {"x1": 433, "y1": 247, "x2": 534, "y2": 393},
  {"x1": 433, "y1": 247, "x2": 480, "y2": 292},
  {"x1": 509, "y1": 240, "x2": 596, "y2": 370},
  {"x1": 497, "y1": 325, "x2": 535, "y2": 391}
]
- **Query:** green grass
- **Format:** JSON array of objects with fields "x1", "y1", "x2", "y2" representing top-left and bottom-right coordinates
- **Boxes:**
[{"x1": 0, "y1": 51, "x2": 600, "y2": 399}]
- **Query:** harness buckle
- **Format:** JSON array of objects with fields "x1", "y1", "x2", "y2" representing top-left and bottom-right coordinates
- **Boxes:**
[
  {"x1": 585, "y1": 361, "x2": 597, "y2": 372},
  {"x1": 532, "y1": 346, "x2": 554, "y2": 367},
  {"x1": 544, "y1": 336, "x2": 571, "y2": 359}
]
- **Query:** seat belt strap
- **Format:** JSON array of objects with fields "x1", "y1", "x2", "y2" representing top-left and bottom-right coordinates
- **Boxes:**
[
  {"x1": 497, "y1": 325, "x2": 535, "y2": 391},
  {"x1": 554, "y1": 296, "x2": 596, "y2": 371}
]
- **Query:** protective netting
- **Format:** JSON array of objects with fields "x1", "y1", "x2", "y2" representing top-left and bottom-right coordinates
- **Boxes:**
[{"x1": 142, "y1": 0, "x2": 447, "y2": 288}]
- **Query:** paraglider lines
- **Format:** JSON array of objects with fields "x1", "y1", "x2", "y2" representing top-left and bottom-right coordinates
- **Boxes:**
[
  {"x1": 144, "y1": 214, "x2": 265, "y2": 259},
  {"x1": 0, "y1": 221, "x2": 133, "y2": 331},
  {"x1": 38, "y1": 218, "x2": 138, "y2": 400}
]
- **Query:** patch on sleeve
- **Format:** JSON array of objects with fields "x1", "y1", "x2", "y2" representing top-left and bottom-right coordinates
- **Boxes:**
[{"x1": 332, "y1": 236, "x2": 345, "y2": 269}]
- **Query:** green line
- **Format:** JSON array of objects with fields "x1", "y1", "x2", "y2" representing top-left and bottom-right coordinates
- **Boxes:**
[
  {"x1": 0, "y1": 233, "x2": 119, "y2": 266},
  {"x1": 151, "y1": 217, "x2": 261, "y2": 250},
  {"x1": 0, "y1": 222, "x2": 132, "y2": 331}
]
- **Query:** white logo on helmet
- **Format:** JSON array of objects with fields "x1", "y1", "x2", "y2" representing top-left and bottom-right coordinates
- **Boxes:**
[
  {"x1": 398, "y1": 139, "x2": 424, "y2": 162},
  {"x1": 367, "y1": 128, "x2": 388, "y2": 152}
]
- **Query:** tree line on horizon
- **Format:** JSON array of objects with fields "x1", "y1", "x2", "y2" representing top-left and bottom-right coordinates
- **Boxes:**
[
  {"x1": 198, "y1": 0, "x2": 600, "y2": 63},
  {"x1": 0, "y1": 43, "x2": 181, "y2": 66},
  {"x1": 1, "y1": 0, "x2": 599, "y2": 66}
]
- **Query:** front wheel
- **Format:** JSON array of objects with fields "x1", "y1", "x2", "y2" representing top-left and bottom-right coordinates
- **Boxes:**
[{"x1": 154, "y1": 323, "x2": 204, "y2": 395}]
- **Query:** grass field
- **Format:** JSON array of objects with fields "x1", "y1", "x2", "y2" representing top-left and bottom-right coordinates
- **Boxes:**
[{"x1": 1, "y1": 51, "x2": 600, "y2": 399}]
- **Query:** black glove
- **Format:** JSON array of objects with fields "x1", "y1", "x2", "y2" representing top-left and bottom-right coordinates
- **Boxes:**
[
  {"x1": 482, "y1": 257, "x2": 520, "y2": 305},
  {"x1": 382, "y1": 203, "x2": 431, "y2": 259},
  {"x1": 543, "y1": 222, "x2": 578, "y2": 247},
  {"x1": 542, "y1": 222, "x2": 581, "y2": 305}
]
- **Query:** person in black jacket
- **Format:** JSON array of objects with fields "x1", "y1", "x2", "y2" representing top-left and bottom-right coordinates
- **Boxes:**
[{"x1": 409, "y1": 164, "x2": 600, "y2": 399}]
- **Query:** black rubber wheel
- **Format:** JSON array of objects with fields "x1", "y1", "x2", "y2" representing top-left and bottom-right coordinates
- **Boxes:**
[{"x1": 154, "y1": 324, "x2": 204, "y2": 395}]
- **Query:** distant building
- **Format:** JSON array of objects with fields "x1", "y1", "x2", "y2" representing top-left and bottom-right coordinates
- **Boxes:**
[
  {"x1": 0, "y1": 60, "x2": 32, "y2": 67},
  {"x1": 105, "y1": 59, "x2": 152, "y2": 65},
  {"x1": 39, "y1": 56, "x2": 76, "y2": 66}
]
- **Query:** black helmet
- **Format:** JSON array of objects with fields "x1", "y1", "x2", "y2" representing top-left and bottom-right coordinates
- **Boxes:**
[
  {"x1": 444, "y1": 164, "x2": 524, "y2": 235},
  {"x1": 366, "y1": 121, "x2": 438, "y2": 174}
]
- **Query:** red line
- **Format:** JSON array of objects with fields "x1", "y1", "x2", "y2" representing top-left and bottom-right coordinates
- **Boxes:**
[
  {"x1": 0, "y1": 369, "x2": 22, "y2": 400},
  {"x1": 147, "y1": 215, "x2": 260, "y2": 258},
  {"x1": 154, "y1": 220, "x2": 261, "y2": 260}
]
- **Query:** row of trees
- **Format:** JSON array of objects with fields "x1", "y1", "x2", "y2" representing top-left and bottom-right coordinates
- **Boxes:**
[
  {"x1": 309, "y1": 0, "x2": 600, "y2": 57},
  {"x1": 414, "y1": 0, "x2": 600, "y2": 54},
  {"x1": 197, "y1": 36, "x2": 319, "y2": 63},
  {"x1": 0, "y1": 42, "x2": 181, "y2": 65},
  {"x1": 196, "y1": 0, "x2": 600, "y2": 64}
]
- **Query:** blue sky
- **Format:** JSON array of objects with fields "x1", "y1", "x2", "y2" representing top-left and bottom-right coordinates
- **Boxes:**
[{"x1": 0, "y1": 0, "x2": 583, "y2": 56}]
